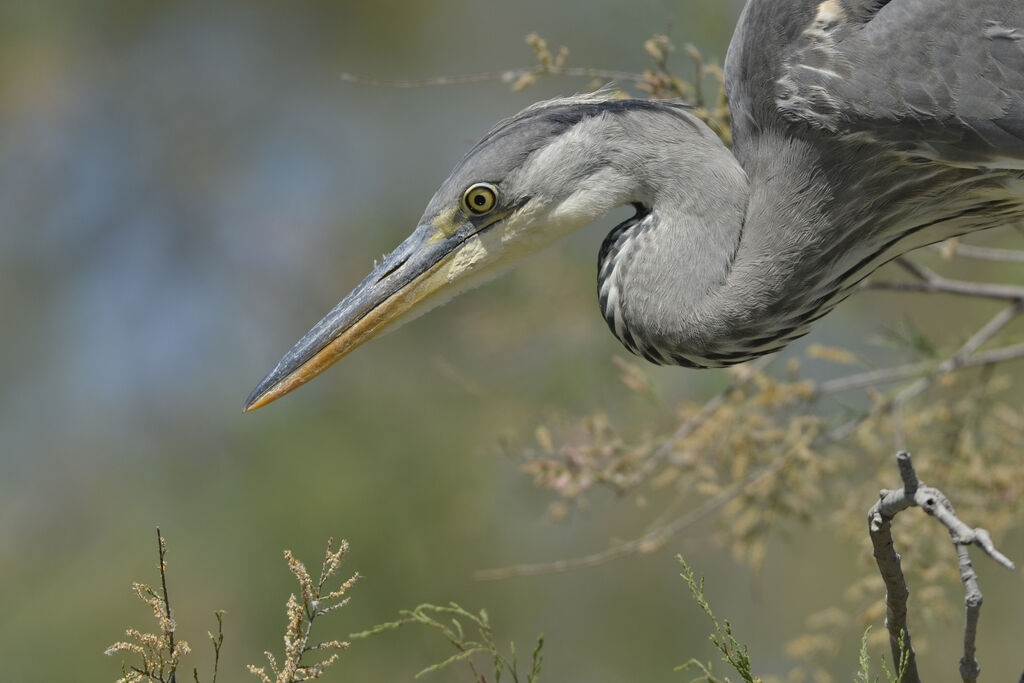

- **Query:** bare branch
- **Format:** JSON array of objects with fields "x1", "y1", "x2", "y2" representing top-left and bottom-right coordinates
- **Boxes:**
[
  {"x1": 928, "y1": 242, "x2": 1024, "y2": 264},
  {"x1": 813, "y1": 341, "x2": 1024, "y2": 396},
  {"x1": 867, "y1": 452, "x2": 1016, "y2": 683},
  {"x1": 941, "y1": 302, "x2": 1024, "y2": 370},
  {"x1": 894, "y1": 256, "x2": 938, "y2": 282},
  {"x1": 864, "y1": 255, "x2": 1024, "y2": 301},
  {"x1": 868, "y1": 454, "x2": 921, "y2": 683},
  {"x1": 340, "y1": 65, "x2": 650, "y2": 89},
  {"x1": 861, "y1": 277, "x2": 1024, "y2": 301},
  {"x1": 889, "y1": 301, "x2": 1024, "y2": 447}
]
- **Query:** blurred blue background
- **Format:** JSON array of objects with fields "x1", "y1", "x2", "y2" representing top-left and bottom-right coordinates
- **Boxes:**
[{"x1": 1, "y1": 1, "x2": 1021, "y2": 681}]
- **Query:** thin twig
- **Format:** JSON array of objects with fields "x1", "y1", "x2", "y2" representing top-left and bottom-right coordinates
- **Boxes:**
[
  {"x1": 866, "y1": 256, "x2": 1024, "y2": 300},
  {"x1": 475, "y1": 455, "x2": 786, "y2": 580},
  {"x1": 940, "y1": 301, "x2": 1024, "y2": 371},
  {"x1": 929, "y1": 242, "x2": 1024, "y2": 263},
  {"x1": 340, "y1": 65, "x2": 649, "y2": 89},
  {"x1": 894, "y1": 256, "x2": 937, "y2": 282},
  {"x1": 157, "y1": 527, "x2": 177, "y2": 683},
  {"x1": 862, "y1": 278, "x2": 1024, "y2": 301},
  {"x1": 813, "y1": 341, "x2": 1024, "y2": 396},
  {"x1": 823, "y1": 340, "x2": 1024, "y2": 445},
  {"x1": 890, "y1": 300, "x2": 1024, "y2": 447}
]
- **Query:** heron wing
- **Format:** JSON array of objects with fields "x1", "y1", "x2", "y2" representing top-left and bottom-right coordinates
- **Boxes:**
[{"x1": 770, "y1": 0, "x2": 1024, "y2": 167}]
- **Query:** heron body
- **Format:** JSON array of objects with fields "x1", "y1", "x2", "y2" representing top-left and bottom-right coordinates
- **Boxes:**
[{"x1": 245, "y1": 0, "x2": 1024, "y2": 411}]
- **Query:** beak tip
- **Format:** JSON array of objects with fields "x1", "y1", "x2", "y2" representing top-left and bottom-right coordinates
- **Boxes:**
[{"x1": 243, "y1": 377, "x2": 277, "y2": 413}]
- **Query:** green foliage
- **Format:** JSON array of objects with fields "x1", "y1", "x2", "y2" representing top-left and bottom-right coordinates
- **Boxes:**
[
  {"x1": 856, "y1": 627, "x2": 872, "y2": 683},
  {"x1": 200, "y1": 611, "x2": 225, "y2": 683},
  {"x1": 351, "y1": 602, "x2": 544, "y2": 682},
  {"x1": 676, "y1": 557, "x2": 757, "y2": 683},
  {"x1": 855, "y1": 627, "x2": 911, "y2": 683}
]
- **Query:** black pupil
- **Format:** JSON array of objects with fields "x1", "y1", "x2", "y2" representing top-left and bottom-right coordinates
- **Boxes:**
[{"x1": 474, "y1": 193, "x2": 487, "y2": 206}]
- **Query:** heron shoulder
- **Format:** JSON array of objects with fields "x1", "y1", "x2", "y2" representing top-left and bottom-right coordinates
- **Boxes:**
[{"x1": 728, "y1": 0, "x2": 1024, "y2": 167}]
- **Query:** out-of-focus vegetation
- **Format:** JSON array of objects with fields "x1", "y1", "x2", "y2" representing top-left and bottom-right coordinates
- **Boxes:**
[{"x1": 2, "y1": 1, "x2": 1022, "y2": 682}]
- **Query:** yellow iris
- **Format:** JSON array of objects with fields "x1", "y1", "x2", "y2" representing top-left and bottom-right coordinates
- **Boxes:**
[{"x1": 462, "y1": 183, "x2": 498, "y2": 215}]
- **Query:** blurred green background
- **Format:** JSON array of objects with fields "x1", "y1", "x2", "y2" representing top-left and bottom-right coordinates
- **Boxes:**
[{"x1": 1, "y1": 1, "x2": 1021, "y2": 681}]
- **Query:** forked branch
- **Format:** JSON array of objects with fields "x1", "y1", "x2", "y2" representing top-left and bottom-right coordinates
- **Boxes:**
[{"x1": 867, "y1": 451, "x2": 1016, "y2": 683}]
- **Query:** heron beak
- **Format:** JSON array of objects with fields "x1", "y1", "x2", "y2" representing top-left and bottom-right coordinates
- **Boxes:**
[{"x1": 244, "y1": 216, "x2": 501, "y2": 412}]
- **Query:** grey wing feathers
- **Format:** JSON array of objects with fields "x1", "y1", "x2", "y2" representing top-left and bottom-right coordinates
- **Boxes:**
[{"x1": 773, "y1": 0, "x2": 1024, "y2": 167}]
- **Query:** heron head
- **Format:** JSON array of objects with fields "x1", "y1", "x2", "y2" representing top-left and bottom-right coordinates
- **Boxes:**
[{"x1": 244, "y1": 94, "x2": 689, "y2": 411}]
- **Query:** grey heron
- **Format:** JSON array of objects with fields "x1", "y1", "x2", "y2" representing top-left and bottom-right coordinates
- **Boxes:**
[{"x1": 245, "y1": 0, "x2": 1024, "y2": 412}]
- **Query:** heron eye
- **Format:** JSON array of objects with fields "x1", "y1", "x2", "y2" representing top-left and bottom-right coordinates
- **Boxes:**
[{"x1": 462, "y1": 183, "x2": 498, "y2": 215}]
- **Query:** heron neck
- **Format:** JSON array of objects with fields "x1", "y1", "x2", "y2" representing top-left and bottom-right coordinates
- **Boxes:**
[
  {"x1": 599, "y1": 127, "x2": 832, "y2": 366},
  {"x1": 596, "y1": 121, "x2": 751, "y2": 366}
]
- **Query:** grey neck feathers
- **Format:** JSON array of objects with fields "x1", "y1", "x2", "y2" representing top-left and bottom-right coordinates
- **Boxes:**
[
  {"x1": 593, "y1": 112, "x2": 832, "y2": 367},
  {"x1": 591, "y1": 106, "x2": 1019, "y2": 367}
]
